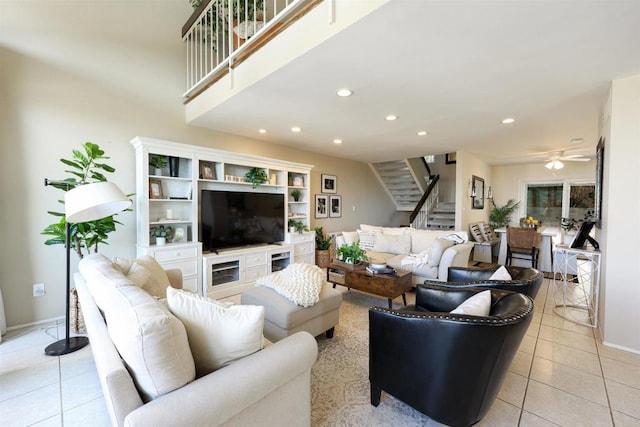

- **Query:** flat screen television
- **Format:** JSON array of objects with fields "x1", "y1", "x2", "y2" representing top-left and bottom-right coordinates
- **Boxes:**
[
  {"x1": 570, "y1": 220, "x2": 599, "y2": 250},
  {"x1": 200, "y1": 189, "x2": 285, "y2": 252}
]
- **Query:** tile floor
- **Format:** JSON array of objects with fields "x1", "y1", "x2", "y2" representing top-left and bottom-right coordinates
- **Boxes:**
[{"x1": 1, "y1": 279, "x2": 640, "y2": 426}]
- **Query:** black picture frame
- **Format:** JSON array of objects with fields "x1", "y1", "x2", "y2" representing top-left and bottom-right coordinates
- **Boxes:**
[
  {"x1": 321, "y1": 174, "x2": 337, "y2": 193},
  {"x1": 329, "y1": 195, "x2": 342, "y2": 218},
  {"x1": 315, "y1": 194, "x2": 328, "y2": 218},
  {"x1": 594, "y1": 137, "x2": 605, "y2": 228},
  {"x1": 471, "y1": 175, "x2": 484, "y2": 209},
  {"x1": 446, "y1": 153, "x2": 457, "y2": 164}
]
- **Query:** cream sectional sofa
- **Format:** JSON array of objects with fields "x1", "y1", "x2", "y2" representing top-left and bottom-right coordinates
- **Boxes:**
[
  {"x1": 335, "y1": 225, "x2": 473, "y2": 285},
  {"x1": 75, "y1": 253, "x2": 317, "y2": 427}
]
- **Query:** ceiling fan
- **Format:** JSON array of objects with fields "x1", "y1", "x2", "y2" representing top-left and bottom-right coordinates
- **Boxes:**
[{"x1": 544, "y1": 151, "x2": 590, "y2": 169}]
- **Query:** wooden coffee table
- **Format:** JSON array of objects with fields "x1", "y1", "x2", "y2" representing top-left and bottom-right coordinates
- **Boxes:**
[{"x1": 327, "y1": 263, "x2": 412, "y2": 309}]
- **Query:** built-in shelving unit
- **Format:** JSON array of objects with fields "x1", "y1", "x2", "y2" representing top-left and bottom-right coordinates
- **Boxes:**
[{"x1": 131, "y1": 136, "x2": 313, "y2": 297}]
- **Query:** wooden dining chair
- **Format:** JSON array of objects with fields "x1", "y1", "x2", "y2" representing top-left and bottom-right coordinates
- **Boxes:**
[{"x1": 506, "y1": 226, "x2": 540, "y2": 268}]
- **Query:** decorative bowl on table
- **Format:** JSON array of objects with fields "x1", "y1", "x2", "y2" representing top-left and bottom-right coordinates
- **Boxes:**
[{"x1": 370, "y1": 262, "x2": 387, "y2": 270}]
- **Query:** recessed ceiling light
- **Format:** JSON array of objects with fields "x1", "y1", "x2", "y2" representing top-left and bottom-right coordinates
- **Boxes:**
[
  {"x1": 417, "y1": 131, "x2": 428, "y2": 136},
  {"x1": 333, "y1": 139, "x2": 343, "y2": 144},
  {"x1": 501, "y1": 118, "x2": 516, "y2": 124},
  {"x1": 571, "y1": 138, "x2": 584, "y2": 144},
  {"x1": 258, "y1": 129, "x2": 266, "y2": 134},
  {"x1": 291, "y1": 126, "x2": 301, "y2": 133},
  {"x1": 336, "y1": 88, "x2": 352, "y2": 97},
  {"x1": 385, "y1": 115, "x2": 398, "y2": 121}
]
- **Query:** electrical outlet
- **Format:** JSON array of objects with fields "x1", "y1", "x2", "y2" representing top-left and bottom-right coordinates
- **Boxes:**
[{"x1": 33, "y1": 283, "x2": 45, "y2": 297}]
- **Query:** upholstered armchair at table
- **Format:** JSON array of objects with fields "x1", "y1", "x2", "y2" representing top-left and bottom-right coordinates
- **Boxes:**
[
  {"x1": 369, "y1": 285, "x2": 534, "y2": 427},
  {"x1": 432, "y1": 265, "x2": 544, "y2": 298}
]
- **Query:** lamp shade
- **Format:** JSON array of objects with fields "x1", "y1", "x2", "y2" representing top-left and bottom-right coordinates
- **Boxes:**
[{"x1": 65, "y1": 182, "x2": 131, "y2": 223}]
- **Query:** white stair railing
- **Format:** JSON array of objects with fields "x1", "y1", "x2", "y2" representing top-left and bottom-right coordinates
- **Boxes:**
[
  {"x1": 182, "y1": 0, "x2": 315, "y2": 100},
  {"x1": 411, "y1": 181, "x2": 439, "y2": 230}
]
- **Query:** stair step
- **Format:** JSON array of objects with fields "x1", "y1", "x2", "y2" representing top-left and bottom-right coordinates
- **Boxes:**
[{"x1": 429, "y1": 213, "x2": 454, "y2": 219}]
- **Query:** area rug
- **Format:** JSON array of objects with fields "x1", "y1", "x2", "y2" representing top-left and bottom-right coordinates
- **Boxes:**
[{"x1": 310, "y1": 289, "x2": 432, "y2": 426}]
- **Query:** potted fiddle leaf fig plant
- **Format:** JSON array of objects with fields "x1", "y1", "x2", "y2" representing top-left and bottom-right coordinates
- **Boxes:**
[
  {"x1": 41, "y1": 142, "x2": 131, "y2": 259},
  {"x1": 314, "y1": 227, "x2": 333, "y2": 268}
]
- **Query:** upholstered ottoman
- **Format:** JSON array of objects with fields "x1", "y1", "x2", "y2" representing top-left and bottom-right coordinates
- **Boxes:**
[{"x1": 241, "y1": 283, "x2": 342, "y2": 342}]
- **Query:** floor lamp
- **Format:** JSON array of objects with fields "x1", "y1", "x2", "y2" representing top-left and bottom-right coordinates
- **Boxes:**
[{"x1": 44, "y1": 179, "x2": 131, "y2": 356}]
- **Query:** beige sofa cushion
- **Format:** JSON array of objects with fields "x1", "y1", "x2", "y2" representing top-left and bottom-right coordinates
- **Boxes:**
[
  {"x1": 428, "y1": 238, "x2": 455, "y2": 267},
  {"x1": 372, "y1": 230, "x2": 411, "y2": 255},
  {"x1": 114, "y1": 255, "x2": 172, "y2": 298},
  {"x1": 167, "y1": 288, "x2": 265, "y2": 377}
]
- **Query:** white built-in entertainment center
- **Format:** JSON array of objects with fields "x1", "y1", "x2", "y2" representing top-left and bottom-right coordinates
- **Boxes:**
[{"x1": 131, "y1": 137, "x2": 314, "y2": 298}]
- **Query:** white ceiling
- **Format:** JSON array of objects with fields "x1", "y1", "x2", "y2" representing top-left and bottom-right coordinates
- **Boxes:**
[{"x1": 190, "y1": 0, "x2": 640, "y2": 165}]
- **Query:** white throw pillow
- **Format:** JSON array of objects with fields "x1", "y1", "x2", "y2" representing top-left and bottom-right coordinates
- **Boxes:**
[
  {"x1": 428, "y1": 238, "x2": 455, "y2": 267},
  {"x1": 359, "y1": 224, "x2": 384, "y2": 233},
  {"x1": 107, "y1": 296, "x2": 195, "y2": 402},
  {"x1": 342, "y1": 231, "x2": 359, "y2": 246},
  {"x1": 113, "y1": 255, "x2": 171, "y2": 298},
  {"x1": 450, "y1": 290, "x2": 492, "y2": 316},
  {"x1": 372, "y1": 230, "x2": 411, "y2": 255},
  {"x1": 167, "y1": 288, "x2": 265, "y2": 377},
  {"x1": 356, "y1": 230, "x2": 377, "y2": 251},
  {"x1": 489, "y1": 265, "x2": 513, "y2": 280}
]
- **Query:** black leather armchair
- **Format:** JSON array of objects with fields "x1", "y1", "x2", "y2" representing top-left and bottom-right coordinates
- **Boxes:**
[
  {"x1": 369, "y1": 285, "x2": 534, "y2": 427},
  {"x1": 431, "y1": 265, "x2": 544, "y2": 298}
]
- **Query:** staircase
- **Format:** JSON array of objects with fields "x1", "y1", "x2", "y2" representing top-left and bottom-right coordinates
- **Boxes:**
[
  {"x1": 427, "y1": 202, "x2": 455, "y2": 229},
  {"x1": 370, "y1": 160, "x2": 423, "y2": 211}
]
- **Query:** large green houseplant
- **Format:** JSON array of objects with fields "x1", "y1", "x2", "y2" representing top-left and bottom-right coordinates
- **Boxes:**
[
  {"x1": 41, "y1": 142, "x2": 130, "y2": 259},
  {"x1": 488, "y1": 199, "x2": 520, "y2": 229},
  {"x1": 314, "y1": 227, "x2": 333, "y2": 268}
]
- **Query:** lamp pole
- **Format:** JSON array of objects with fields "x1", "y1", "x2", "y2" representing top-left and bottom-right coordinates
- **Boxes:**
[{"x1": 44, "y1": 178, "x2": 89, "y2": 356}]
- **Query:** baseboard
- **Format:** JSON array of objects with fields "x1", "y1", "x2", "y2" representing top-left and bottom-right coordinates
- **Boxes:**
[{"x1": 5, "y1": 316, "x2": 64, "y2": 332}]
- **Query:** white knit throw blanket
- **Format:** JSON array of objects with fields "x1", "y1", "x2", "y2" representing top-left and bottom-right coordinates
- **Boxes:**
[{"x1": 256, "y1": 263, "x2": 325, "y2": 307}]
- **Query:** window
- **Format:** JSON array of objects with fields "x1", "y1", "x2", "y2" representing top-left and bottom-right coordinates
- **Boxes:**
[{"x1": 524, "y1": 181, "x2": 595, "y2": 227}]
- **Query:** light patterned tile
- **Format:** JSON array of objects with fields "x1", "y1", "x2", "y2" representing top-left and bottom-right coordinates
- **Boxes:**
[
  {"x1": 497, "y1": 371, "x2": 527, "y2": 408},
  {"x1": 61, "y1": 370, "x2": 103, "y2": 411},
  {"x1": 541, "y1": 312, "x2": 594, "y2": 336},
  {"x1": 475, "y1": 398, "x2": 521, "y2": 427},
  {"x1": 526, "y1": 320, "x2": 542, "y2": 338},
  {"x1": 606, "y1": 379, "x2": 640, "y2": 419},
  {"x1": 30, "y1": 414, "x2": 61, "y2": 427},
  {"x1": 510, "y1": 350, "x2": 534, "y2": 377},
  {"x1": 597, "y1": 343, "x2": 640, "y2": 368},
  {"x1": 538, "y1": 325, "x2": 597, "y2": 354},
  {"x1": 612, "y1": 410, "x2": 640, "y2": 427},
  {"x1": 63, "y1": 396, "x2": 111, "y2": 427},
  {"x1": 534, "y1": 339, "x2": 601, "y2": 376},
  {"x1": 0, "y1": 359, "x2": 59, "y2": 401},
  {"x1": 523, "y1": 380, "x2": 612, "y2": 426},
  {"x1": 60, "y1": 345, "x2": 96, "y2": 380},
  {"x1": 0, "y1": 383, "x2": 61, "y2": 426},
  {"x1": 520, "y1": 410, "x2": 562, "y2": 426},
  {"x1": 519, "y1": 334, "x2": 537, "y2": 355},
  {"x1": 601, "y1": 357, "x2": 640, "y2": 389},
  {"x1": 529, "y1": 357, "x2": 608, "y2": 406}
]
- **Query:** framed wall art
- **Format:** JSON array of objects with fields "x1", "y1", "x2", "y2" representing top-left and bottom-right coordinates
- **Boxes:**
[
  {"x1": 594, "y1": 137, "x2": 605, "y2": 228},
  {"x1": 200, "y1": 161, "x2": 215, "y2": 180},
  {"x1": 329, "y1": 195, "x2": 342, "y2": 218},
  {"x1": 315, "y1": 194, "x2": 328, "y2": 218},
  {"x1": 321, "y1": 174, "x2": 337, "y2": 193}
]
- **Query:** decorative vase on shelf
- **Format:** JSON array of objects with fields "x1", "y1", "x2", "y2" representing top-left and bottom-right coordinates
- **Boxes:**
[
  {"x1": 169, "y1": 157, "x2": 180, "y2": 177},
  {"x1": 156, "y1": 237, "x2": 166, "y2": 246}
]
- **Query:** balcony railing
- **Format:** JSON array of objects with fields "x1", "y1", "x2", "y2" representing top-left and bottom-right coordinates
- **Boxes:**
[{"x1": 182, "y1": 0, "x2": 320, "y2": 103}]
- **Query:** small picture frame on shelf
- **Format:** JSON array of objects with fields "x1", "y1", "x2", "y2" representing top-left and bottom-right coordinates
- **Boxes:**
[
  {"x1": 172, "y1": 225, "x2": 186, "y2": 243},
  {"x1": 315, "y1": 194, "x2": 328, "y2": 218},
  {"x1": 149, "y1": 179, "x2": 164, "y2": 199},
  {"x1": 329, "y1": 195, "x2": 342, "y2": 218},
  {"x1": 321, "y1": 174, "x2": 337, "y2": 193},
  {"x1": 200, "y1": 161, "x2": 215, "y2": 180}
]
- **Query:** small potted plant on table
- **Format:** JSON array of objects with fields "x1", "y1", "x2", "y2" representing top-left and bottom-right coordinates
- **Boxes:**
[
  {"x1": 288, "y1": 219, "x2": 308, "y2": 234},
  {"x1": 335, "y1": 242, "x2": 369, "y2": 270}
]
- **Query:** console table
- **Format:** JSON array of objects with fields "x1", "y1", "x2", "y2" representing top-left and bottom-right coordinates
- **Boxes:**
[{"x1": 552, "y1": 245, "x2": 602, "y2": 328}]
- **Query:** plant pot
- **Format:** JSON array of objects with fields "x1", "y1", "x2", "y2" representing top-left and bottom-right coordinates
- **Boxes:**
[
  {"x1": 156, "y1": 237, "x2": 166, "y2": 246},
  {"x1": 316, "y1": 249, "x2": 330, "y2": 268},
  {"x1": 169, "y1": 157, "x2": 180, "y2": 177},
  {"x1": 332, "y1": 259, "x2": 366, "y2": 271},
  {"x1": 154, "y1": 168, "x2": 163, "y2": 176},
  {"x1": 289, "y1": 227, "x2": 296, "y2": 233}
]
